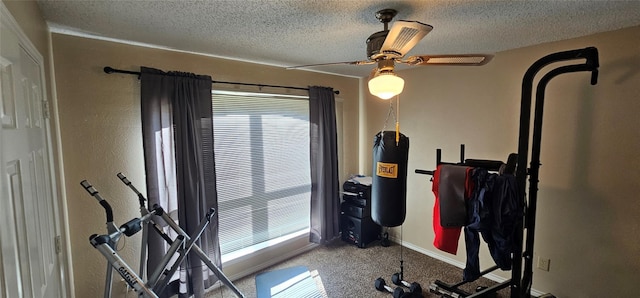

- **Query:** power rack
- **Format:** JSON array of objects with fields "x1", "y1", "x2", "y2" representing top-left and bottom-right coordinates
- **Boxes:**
[{"x1": 416, "y1": 47, "x2": 599, "y2": 298}]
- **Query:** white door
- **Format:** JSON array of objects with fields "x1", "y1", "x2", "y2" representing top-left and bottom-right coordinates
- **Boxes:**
[{"x1": 1, "y1": 5, "x2": 63, "y2": 298}]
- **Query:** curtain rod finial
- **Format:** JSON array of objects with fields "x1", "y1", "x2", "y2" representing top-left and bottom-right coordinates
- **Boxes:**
[{"x1": 104, "y1": 66, "x2": 114, "y2": 74}]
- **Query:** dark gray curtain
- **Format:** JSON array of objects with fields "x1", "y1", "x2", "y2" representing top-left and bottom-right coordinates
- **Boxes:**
[
  {"x1": 308, "y1": 86, "x2": 340, "y2": 244},
  {"x1": 140, "y1": 67, "x2": 220, "y2": 297}
]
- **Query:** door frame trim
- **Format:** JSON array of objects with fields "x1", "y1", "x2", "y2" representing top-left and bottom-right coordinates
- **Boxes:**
[{"x1": 0, "y1": 2, "x2": 72, "y2": 297}]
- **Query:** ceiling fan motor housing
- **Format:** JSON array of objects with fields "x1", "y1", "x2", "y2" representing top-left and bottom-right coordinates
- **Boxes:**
[{"x1": 367, "y1": 31, "x2": 389, "y2": 60}]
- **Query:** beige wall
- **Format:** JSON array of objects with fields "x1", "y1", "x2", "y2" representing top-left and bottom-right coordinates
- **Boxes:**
[
  {"x1": 363, "y1": 26, "x2": 640, "y2": 297},
  {"x1": 50, "y1": 33, "x2": 360, "y2": 297},
  {"x1": 3, "y1": 0, "x2": 48, "y2": 54},
  {"x1": 7, "y1": 0, "x2": 640, "y2": 296}
]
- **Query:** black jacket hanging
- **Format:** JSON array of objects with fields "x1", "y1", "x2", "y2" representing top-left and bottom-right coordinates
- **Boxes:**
[{"x1": 463, "y1": 169, "x2": 522, "y2": 282}]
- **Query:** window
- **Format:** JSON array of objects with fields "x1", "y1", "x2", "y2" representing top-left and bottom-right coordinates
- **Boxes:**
[{"x1": 212, "y1": 91, "x2": 311, "y2": 260}]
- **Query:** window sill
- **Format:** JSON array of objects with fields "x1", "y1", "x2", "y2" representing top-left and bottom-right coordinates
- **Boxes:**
[
  {"x1": 220, "y1": 230, "x2": 317, "y2": 281},
  {"x1": 222, "y1": 229, "x2": 310, "y2": 263}
]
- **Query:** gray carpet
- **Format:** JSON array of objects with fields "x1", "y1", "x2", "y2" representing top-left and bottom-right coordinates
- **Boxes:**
[{"x1": 205, "y1": 239, "x2": 511, "y2": 298}]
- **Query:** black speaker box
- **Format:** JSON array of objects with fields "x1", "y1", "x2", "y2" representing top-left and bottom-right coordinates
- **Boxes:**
[
  {"x1": 342, "y1": 181, "x2": 371, "y2": 198},
  {"x1": 340, "y1": 214, "x2": 381, "y2": 248},
  {"x1": 342, "y1": 192, "x2": 368, "y2": 207},
  {"x1": 341, "y1": 201, "x2": 369, "y2": 218}
]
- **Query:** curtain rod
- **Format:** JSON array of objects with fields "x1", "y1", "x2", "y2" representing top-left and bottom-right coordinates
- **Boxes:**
[{"x1": 103, "y1": 66, "x2": 340, "y2": 95}]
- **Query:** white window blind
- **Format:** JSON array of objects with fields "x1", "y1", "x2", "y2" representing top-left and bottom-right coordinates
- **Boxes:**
[{"x1": 212, "y1": 91, "x2": 311, "y2": 256}]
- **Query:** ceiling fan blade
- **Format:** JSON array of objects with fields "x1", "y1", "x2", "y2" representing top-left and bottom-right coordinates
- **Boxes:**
[
  {"x1": 379, "y1": 20, "x2": 433, "y2": 59},
  {"x1": 404, "y1": 54, "x2": 494, "y2": 66},
  {"x1": 286, "y1": 60, "x2": 375, "y2": 69}
]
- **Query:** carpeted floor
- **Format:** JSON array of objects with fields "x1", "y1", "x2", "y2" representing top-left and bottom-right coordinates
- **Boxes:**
[{"x1": 205, "y1": 238, "x2": 512, "y2": 298}]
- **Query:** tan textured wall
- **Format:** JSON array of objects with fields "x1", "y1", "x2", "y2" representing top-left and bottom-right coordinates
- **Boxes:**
[
  {"x1": 50, "y1": 33, "x2": 359, "y2": 297},
  {"x1": 363, "y1": 26, "x2": 640, "y2": 297},
  {"x1": 2, "y1": 0, "x2": 48, "y2": 54},
  {"x1": 11, "y1": 0, "x2": 640, "y2": 294}
]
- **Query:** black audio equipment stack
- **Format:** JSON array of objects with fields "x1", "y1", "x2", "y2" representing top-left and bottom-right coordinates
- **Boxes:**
[{"x1": 340, "y1": 178, "x2": 381, "y2": 248}]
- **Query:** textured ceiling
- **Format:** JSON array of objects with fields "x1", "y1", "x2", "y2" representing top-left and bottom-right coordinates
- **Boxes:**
[{"x1": 36, "y1": 0, "x2": 640, "y2": 77}]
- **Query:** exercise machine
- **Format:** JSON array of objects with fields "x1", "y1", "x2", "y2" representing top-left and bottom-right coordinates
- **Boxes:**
[
  {"x1": 83, "y1": 179, "x2": 185, "y2": 298},
  {"x1": 82, "y1": 175, "x2": 245, "y2": 297},
  {"x1": 416, "y1": 47, "x2": 599, "y2": 297},
  {"x1": 116, "y1": 172, "x2": 244, "y2": 297}
]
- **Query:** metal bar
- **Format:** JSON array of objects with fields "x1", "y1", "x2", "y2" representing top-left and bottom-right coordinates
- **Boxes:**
[
  {"x1": 146, "y1": 235, "x2": 186, "y2": 289},
  {"x1": 91, "y1": 238, "x2": 159, "y2": 298},
  {"x1": 415, "y1": 169, "x2": 434, "y2": 175},
  {"x1": 467, "y1": 280, "x2": 512, "y2": 298},
  {"x1": 104, "y1": 263, "x2": 113, "y2": 298},
  {"x1": 152, "y1": 210, "x2": 214, "y2": 295},
  {"x1": 104, "y1": 66, "x2": 340, "y2": 94},
  {"x1": 157, "y1": 211, "x2": 245, "y2": 297},
  {"x1": 433, "y1": 280, "x2": 472, "y2": 297},
  {"x1": 514, "y1": 46, "x2": 598, "y2": 297},
  {"x1": 520, "y1": 63, "x2": 597, "y2": 296},
  {"x1": 139, "y1": 222, "x2": 148, "y2": 280}
]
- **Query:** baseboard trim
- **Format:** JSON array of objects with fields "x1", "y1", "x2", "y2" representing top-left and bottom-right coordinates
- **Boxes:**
[{"x1": 394, "y1": 237, "x2": 544, "y2": 297}]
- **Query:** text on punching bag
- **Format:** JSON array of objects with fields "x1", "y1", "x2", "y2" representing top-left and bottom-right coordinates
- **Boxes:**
[{"x1": 376, "y1": 162, "x2": 398, "y2": 178}]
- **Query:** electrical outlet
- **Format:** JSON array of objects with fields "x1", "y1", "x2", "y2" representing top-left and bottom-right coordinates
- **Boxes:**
[{"x1": 537, "y1": 257, "x2": 551, "y2": 271}]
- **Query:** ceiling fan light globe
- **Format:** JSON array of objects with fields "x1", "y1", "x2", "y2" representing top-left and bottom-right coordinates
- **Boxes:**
[{"x1": 368, "y1": 73, "x2": 404, "y2": 100}]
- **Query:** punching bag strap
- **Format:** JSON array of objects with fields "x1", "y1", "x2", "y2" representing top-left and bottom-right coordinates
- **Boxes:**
[
  {"x1": 395, "y1": 95, "x2": 400, "y2": 146},
  {"x1": 381, "y1": 96, "x2": 401, "y2": 146}
]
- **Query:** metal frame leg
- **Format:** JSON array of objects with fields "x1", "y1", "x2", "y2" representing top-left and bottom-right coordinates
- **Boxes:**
[
  {"x1": 91, "y1": 235, "x2": 159, "y2": 298},
  {"x1": 159, "y1": 209, "x2": 245, "y2": 298}
]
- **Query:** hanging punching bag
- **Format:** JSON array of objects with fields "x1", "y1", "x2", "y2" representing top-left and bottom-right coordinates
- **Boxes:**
[{"x1": 371, "y1": 131, "x2": 409, "y2": 227}]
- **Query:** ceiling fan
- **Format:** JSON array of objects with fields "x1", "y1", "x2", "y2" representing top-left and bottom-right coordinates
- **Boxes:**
[{"x1": 287, "y1": 9, "x2": 493, "y2": 99}]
